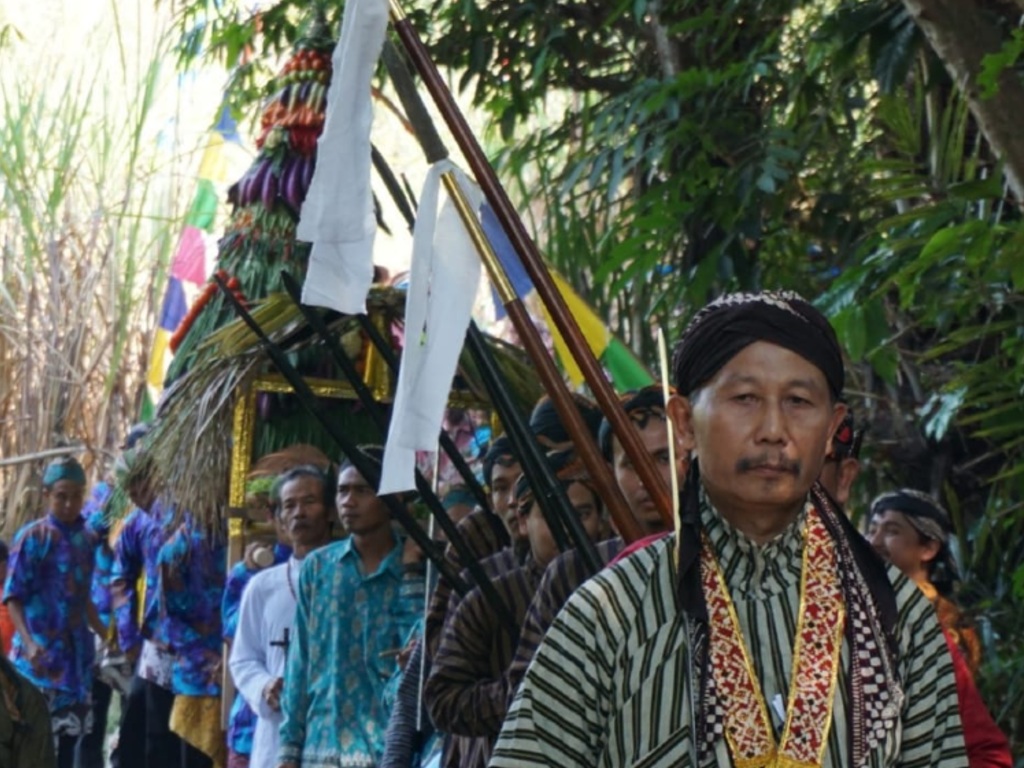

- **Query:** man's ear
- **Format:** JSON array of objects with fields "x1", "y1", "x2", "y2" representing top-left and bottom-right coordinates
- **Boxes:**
[
  {"x1": 666, "y1": 394, "x2": 696, "y2": 456},
  {"x1": 825, "y1": 401, "x2": 849, "y2": 458},
  {"x1": 920, "y1": 537, "x2": 942, "y2": 564}
]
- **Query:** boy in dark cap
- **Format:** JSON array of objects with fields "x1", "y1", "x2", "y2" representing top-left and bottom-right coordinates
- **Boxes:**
[
  {"x1": 3, "y1": 457, "x2": 105, "y2": 767},
  {"x1": 868, "y1": 490, "x2": 1012, "y2": 768},
  {"x1": 493, "y1": 291, "x2": 967, "y2": 767}
]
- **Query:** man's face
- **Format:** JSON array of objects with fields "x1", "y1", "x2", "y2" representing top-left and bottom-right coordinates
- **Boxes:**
[
  {"x1": 669, "y1": 341, "x2": 845, "y2": 518},
  {"x1": 612, "y1": 418, "x2": 678, "y2": 534},
  {"x1": 565, "y1": 481, "x2": 608, "y2": 543},
  {"x1": 523, "y1": 481, "x2": 606, "y2": 569},
  {"x1": 490, "y1": 459, "x2": 522, "y2": 537},
  {"x1": 44, "y1": 479, "x2": 85, "y2": 524},
  {"x1": 867, "y1": 510, "x2": 939, "y2": 583},
  {"x1": 336, "y1": 466, "x2": 390, "y2": 537},
  {"x1": 281, "y1": 476, "x2": 329, "y2": 548},
  {"x1": 273, "y1": 507, "x2": 292, "y2": 547}
]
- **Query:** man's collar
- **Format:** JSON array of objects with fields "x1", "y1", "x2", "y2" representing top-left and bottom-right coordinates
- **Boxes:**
[{"x1": 699, "y1": 489, "x2": 808, "y2": 594}]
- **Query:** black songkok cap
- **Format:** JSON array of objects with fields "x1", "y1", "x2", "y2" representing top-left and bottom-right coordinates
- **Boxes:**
[
  {"x1": 598, "y1": 386, "x2": 668, "y2": 461},
  {"x1": 529, "y1": 394, "x2": 602, "y2": 448},
  {"x1": 482, "y1": 436, "x2": 517, "y2": 486},
  {"x1": 672, "y1": 291, "x2": 844, "y2": 400}
]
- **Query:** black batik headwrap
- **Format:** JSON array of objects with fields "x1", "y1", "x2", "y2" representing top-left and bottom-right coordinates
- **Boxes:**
[
  {"x1": 529, "y1": 394, "x2": 603, "y2": 448},
  {"x1": 870, "y1": 489, "x2": 951, "y2": 536},
  {"x1": 670, "y1": 293, "x2": 901, "y2": 764},
  {"x1": 597, "y1": 385, "x2": 669, "y2": 461},
  {"x1": 483, "y1": 435, "x2": 517, "y2": 487},
  {"x1": 672, "y1": 291, "x2": 845, "y2": 400},
  {"x1": 871, "y1": 488, "x2": 959, "y2": 590}
]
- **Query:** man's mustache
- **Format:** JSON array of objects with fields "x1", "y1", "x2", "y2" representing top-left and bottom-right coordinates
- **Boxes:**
[{"x1": 735, "y1": 455, "x2": 801, "y2": 475}]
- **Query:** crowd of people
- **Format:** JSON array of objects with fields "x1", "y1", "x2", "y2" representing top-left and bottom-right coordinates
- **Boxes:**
[{"x1": 0, "y1": 290, "x2": 1014, "y2": 767}]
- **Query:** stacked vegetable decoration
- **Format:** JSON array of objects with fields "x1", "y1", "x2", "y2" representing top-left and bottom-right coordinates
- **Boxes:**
[{"x1": 167, "y1": 31, "x2": 334, "y2": 379}]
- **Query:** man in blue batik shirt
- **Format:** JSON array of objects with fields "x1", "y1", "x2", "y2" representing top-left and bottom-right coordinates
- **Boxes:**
[
  {"x1": 277, "y1": 447, "x2": 423, "y2": 768},
  {"x1": 3, "y1": 457, "x2": 105, "y2": 768}
]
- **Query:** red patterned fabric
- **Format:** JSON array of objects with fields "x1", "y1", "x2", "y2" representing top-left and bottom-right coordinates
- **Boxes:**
[{"x1": 702, "y1": 505, "x2": 844, "y2": 767}]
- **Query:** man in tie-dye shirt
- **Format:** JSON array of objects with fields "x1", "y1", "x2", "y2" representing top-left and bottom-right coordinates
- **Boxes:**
[
  {"x1": 157, "y1": 516, "x2": 227, "y2": 768},
  {"x1": 78, "y1": 479, "x2": 117, "y2": 768},
  {"x1": 3, "y1": 457, "x2": 105, "y2": 768},
  {"x1": 110, "y1": 462, "x2": 178, "y2": 768}
]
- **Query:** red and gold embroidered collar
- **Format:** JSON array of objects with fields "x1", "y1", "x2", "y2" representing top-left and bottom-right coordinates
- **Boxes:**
[{"x1": 701, "y1": 504, "x2": 845, "y2": 767}]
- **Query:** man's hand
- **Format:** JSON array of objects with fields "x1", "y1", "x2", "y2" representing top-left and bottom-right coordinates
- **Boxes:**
[
  {"x1": 401, "y1": 535, "x2": 425, "y2": 566},
  {"x1": 396, "y1": 635, "x2": 418, "y2": 670},
  {"x1": 264, "y1": 677, "x2": 284, "y2": 711},
  {"x1": 244, "y1": 542, "x2": 274, "y2": 571},
  {"x1": 22, "y1": 638, "x2": 44, "y2": 670}
]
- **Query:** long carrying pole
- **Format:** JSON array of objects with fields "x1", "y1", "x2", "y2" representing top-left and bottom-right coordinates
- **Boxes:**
[
  {"x1": 386, "y1": 5, "x2": 672, "y2": 535},
  {"x1": 212, "y1": 276, "x2": 528, "y2": 637},
  {"x1": 380, "y1": 39, "x2": 644, "y2": 545},
  {"x1": 278, "y1": 272, "x2": 520, "y2": 630},
  {"x1": 368, "y1": 47, "x2": 606, "y2": 559},
  {"x1": 279, "y1": 272, "x2": 491, "y2": 514}
]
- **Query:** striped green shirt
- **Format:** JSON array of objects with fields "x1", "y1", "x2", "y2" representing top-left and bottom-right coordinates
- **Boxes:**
[{"x1": 490, "y1": 505, "x2": 967, "y2": 768}]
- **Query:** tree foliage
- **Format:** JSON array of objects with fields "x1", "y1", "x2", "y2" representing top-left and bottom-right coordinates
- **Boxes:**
[{"x1": 164, "y1": 0, "x2": 1024, "y2": 751}]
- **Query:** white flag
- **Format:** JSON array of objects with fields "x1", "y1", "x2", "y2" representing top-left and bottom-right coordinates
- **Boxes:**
[
  {"x1": 379, "y1": 162, "x2": 483, "y2": 494},
  {"x1": 298, "y1": 0, "x2": 388, "y2": 314}
]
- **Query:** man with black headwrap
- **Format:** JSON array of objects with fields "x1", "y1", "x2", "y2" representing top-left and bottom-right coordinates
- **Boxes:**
[{"x1": 491, "y1": 291, "x2": 967, "y2": 768}]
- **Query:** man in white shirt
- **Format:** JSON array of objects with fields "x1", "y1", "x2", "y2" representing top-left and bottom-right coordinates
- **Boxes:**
[{"x1": 229, "y1": 466, "x2": 335, "y2": 768}]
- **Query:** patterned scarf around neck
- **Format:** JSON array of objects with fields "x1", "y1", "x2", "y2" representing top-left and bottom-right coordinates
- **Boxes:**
[{"x1": 675, "y1": 465, "x2": 904, "y2": 766}]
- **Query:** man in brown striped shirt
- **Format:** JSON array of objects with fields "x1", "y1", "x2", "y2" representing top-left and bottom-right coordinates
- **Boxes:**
[
  {"x1": 505, "y1": 387, "x2": 680, "y2": 701},
  {"x1": 426, "y1": 450, "x2": 608, "y2": 768}
]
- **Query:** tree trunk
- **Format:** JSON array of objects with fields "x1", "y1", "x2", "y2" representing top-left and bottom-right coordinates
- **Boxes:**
[{"x1": 901, "y1": 0, "x2": 1024, "y2": 202}]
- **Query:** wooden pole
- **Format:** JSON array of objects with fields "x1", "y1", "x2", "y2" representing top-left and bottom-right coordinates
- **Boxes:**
[{"x1": 387, "y1": 5, "x2": 673, "y2": 533}]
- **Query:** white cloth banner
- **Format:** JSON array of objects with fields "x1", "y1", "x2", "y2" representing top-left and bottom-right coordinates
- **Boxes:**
[
  {"x1": 297, "y1": 0, "x2": 388, "y2": 314},
  {"x1": 379, "y1": 162, "x2": 483, "y2": 494}
]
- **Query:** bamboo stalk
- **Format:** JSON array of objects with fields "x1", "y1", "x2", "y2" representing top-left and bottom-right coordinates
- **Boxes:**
[{"x1": 0, "y1": 445, "x2": 87, "y2": 468}]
